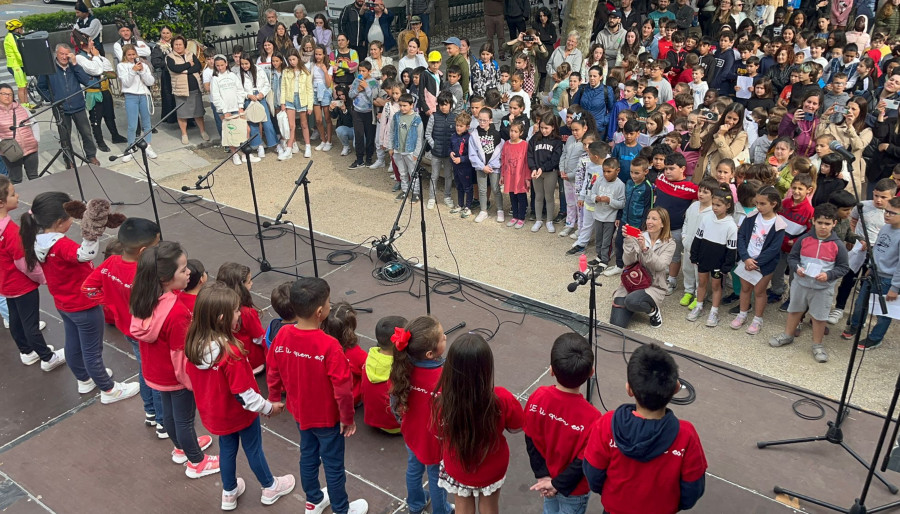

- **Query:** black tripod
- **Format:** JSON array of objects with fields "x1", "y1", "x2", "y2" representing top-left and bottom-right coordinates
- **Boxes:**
[
  {"x1": 371, "y1": 145, "x2": 433, "y2": 313},
  {"x1": 262, "y1": 161, "x2": 317, "y2": 278},
  {"x1": 567, "y1": 264, "x2": 601, "y2": 401},
  {"x1": 757, "y1": 144, "x2": 896, "y2": 511}
]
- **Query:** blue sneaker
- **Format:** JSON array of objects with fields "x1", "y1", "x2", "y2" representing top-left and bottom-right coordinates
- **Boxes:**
[
  {"x1": 779, "y1": 299, "x2": 791, "y2": 312},
  {"x1": 767, "y1": 291, "x2": 782, "y2": 304}
]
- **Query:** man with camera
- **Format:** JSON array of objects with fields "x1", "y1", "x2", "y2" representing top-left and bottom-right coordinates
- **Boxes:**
[
  {"x1": 340, "y1": 0, "x2": 370, "y2": 58},
  {"x1": 37, "y1": 44, "x2": 101, "y2": 167}
]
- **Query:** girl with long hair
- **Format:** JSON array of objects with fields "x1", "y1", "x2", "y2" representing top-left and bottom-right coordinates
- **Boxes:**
[
  {"x1": 239, "y1": 53, "x2": 278, "y2": 158},
  {"x1": 281, "y1": 48, "x2": 314, "y2": 158},
  {"x1": 527, "y1": 114, "x2": 564, "y2": 233},
  {"x1": 691, "y1": 103, "x2": 748, "y2": 183},
  {"x1": 311, "y1": 45, "x2": 334, "y2": 152},
  {"x1": 209, "y1": 55, "x2": 253, "y2": 166},
  {"x1": 215, "y1": 262, "x2": 265, "y2": 374},
  {"x1": 433, "y1": 334, "x2": 524, "y2": 514},
  {"x1": 130, "y1": 241, "x2": 220, "y2": 477}
]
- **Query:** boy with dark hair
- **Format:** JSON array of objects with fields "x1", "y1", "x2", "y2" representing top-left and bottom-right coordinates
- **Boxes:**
[
  {"x1": 265, "y1": 282, "x2": 298, "y2": 349},
  {"x1": 587, "y1": 154, "x2": 626, "y2": 269},
  {"x1": 267, "y1": 278, "x2": 368, "y2": 514},
  {"x1": 444, "y1": 65, "x2": 464, "y2": 114},
  {"x1": 606, "y1": 156, "x2": 652, "y2": 277},
  {"x1": 425, "y1": 90, "x2": 458, "y2": 210},
  {"x1": 637, "y1": 86, "x2": 660, "y2": 121},
  {"x1": 524, "y1": 333, "x2": 601, "y2": 514},
  {"x1": 391, "y1": 93, "x2": 425, "y2": 203},
  {"x1": 607, "y1": 80, "x2": 641, "y2": 141},
  {"x1": 611, "y1": 119, "x2": 643, "y2": 183},
  {"x1": 709, "y1": 31, "x2": 736, "y2": 96},
  {"x1": 82, "y1": 217, "x2": 159, "y2": 414},
  {"x1": 655, "y1": 152, "x2": 699, "y2": 295},
  {"x1": 349, "y1": 60, "x2": 377, "y2": 169},
  {"x1": 769, "y1": 203, "x2": 850, "y2": 363},
  {"x1": 769, "y1": 174, "x2": 815, "y2": 308},
  {"x1": 843, "y1": 196, "x2": 900, "y2": 350},
  {"x1": 362, "y1": 315, "x2": 408, "y2": 434},
  {"x1": 647, "y1": 61, "x2": 674, "y2": 104},
  {"x1": 584, "y1": 343, "x2": 707, "y2": 514}
]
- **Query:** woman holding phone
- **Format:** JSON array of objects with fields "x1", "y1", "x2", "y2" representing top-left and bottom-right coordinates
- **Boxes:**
[
  {"x1": 778, "y1": 89, "x2": 823, "y2": 158},
  {"x1": 817, "y1": 96, "x2": 871, "y2": 192}
]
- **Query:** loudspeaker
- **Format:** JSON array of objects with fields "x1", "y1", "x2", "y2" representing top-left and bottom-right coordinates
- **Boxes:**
[{"x1": 17, "y1": 31, "x2": 56, "y2": 77}]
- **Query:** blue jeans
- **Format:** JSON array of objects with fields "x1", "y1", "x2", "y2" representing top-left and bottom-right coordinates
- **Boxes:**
[
  {"x1": 244, "y1": 98, "x2": 277, "y2": 149},
  {"x1": 124, "y1": 93, "x2": 151, "y2": 147},
  {"x1": 543, "y1": 492, "x2": 591, "y2": 514},
  {"x1": 299, "y1": 423, "x2": 349, "y2": 514},
  {"x1": 406, "y1": 445, "x2": 452, "y2": 514},
  {"x1": 126, "y1": 336, "x2": 162, "y2": 418},
  {"x1": 0, "y1": 296, "x2": 8, "y2": 321},
  {"x1": 59, "y1": 306, "x2": 114, "y2": 391},
  {"x1": 220, "y1": 417, "x2": 274, "y2": 492},
  {"x1": 848, "y1": 275, "x2": 894, "y2": 343},
  {"x1": 212, "y1": 108, "x2": 223, "y2": 138},
  {"x1": 335, "y1": 125, "x2": 354, "y2": 147}
]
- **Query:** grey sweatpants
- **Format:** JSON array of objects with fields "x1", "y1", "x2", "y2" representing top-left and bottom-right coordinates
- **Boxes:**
[
  {"x1": 770, "y1": 252, "x2": 791, "y2": 296},
  {"x1": 430, "y1": 156, "x2": 454, "y2": 201},
  {"x1": 532, "y1": 170, "x2": 558, "y2": 221},
  {"x1": 593, "y1": 220, "x2": 616, "y2": 265},
  {"x1": 395, "y1": 153, "x2": 420, "y2": 195},
  {"x1": 476, "y1": 169, "x2": 503, "y2": 212}
]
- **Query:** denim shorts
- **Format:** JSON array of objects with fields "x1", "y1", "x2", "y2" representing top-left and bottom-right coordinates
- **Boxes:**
[
  {"x1": 285, "y1": 93, "x2": 307, "y2": 112},
  {"x1": 313, "y1": 82, "x2": 332, "y2": 106}
]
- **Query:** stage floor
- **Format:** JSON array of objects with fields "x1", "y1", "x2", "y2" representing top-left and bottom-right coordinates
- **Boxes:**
[{"x1": 1, "y1": 168, "x2": 899, "y2": 514}]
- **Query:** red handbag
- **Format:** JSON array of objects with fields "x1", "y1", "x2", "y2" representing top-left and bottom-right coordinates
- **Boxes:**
[{"x1": 621, "y1": 262, "x2": 652, "y2": 293}]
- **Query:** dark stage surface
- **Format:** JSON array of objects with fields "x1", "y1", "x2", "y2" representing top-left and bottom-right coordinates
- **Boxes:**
[{"x1": 1, "y1": 168, "x2": 898, "y2": 514}]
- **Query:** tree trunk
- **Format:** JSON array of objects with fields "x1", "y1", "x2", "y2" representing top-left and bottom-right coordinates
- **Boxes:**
[
  {"x1": 561, "y1": 0, "x2": 599, "y2": 57},
  {"x1": 257, "y1": 0, "x2": 273, "y2": 22}
]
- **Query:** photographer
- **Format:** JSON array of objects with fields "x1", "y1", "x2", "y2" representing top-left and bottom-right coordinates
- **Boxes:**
[
  {"x1": 690, "y1": 103, "x2": 748, "y2": 183},
  {"x1": 778, "y1": 89, "x2": 823, "y2": 158}
]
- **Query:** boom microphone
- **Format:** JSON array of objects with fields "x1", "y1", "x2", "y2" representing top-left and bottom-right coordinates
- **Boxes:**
[{"x1": 829, "y1": 140, "x2": 856, "y2": 162}]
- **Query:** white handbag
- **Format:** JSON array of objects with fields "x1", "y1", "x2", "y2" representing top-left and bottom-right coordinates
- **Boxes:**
[
  {"x1": 276, "y1": 110, "x2": 290, "y2": 137},
  {"x1": 245, "y1": 100, "x2": 267, "y2": 123}
]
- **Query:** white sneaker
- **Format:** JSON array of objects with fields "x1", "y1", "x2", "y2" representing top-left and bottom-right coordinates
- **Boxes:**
[
  {"x1": 222, "y1": 477, "x2": 245, "y2": 511},
  {"x1": 304, "y1": 144, "x2": 312, "y2": 158},
  {"x1": 278, "y1": 148, "x2": 292, "y2": 161},
  {"x1": 305, "y1": 488, "x2": 330, "y2": 514},
  {"x1": 310, "y1": 129, "x2": 320, "y2": 141},
  {"x1": 474, "y1": 211, "x2": 489, "y2": 223},
  {"x1": 121, "y1": 154, "x2": 133, "y2": 163},
  {"x1": 546, "y1": 221, "x2": 556, "y2": 233},
  {"x1": 146, "y1": 145, "x2": 158, "y2": 159},
  {"x1": 277, "y1": 142, "x2": 285, "y2": 154},
  {"x1": 39, "y1": 320, "x2": 46, "y2": 330},
  {"x1": 77, "y1": 367, "x2": 113, "y2": 394},
  {"x1": 257, "y1": 146, "x2": 266, "y2": 158},
  {"x1": 496, "y1": 210, "x2": 505, "y2": 223},
  {"x1": 602, "y1": 265, "x2": 623, "y2": 276},
  {"x1": 559, "y1": 226, "x2": 573, "y2": 237},
  {"x1": 340, "y1": 145, "x2": 351, "y2": 156},
  {"x1": 248, "y1": 154, "x2": 261, "y2": 163},
  {"x1": 241, "y1": 153, "x2": 247, "y2": 163},
  {"x1": 827, "y1": 308, "x2": 844, "y2": 325},
  {"x1": 531, "y1": 221, "x2": 543, "y2": 232},
  {"x1": 20, "y1": 344, "x2": 53, "y2": 365},
  {"x1": 292, "y1": 142, "x2": 300, "y2": 154},
  {"x1": 232, "y1": 153, "x2": 242, "y2": 166},
  {"x1": 2, "y1": 318, "x2": 7, "y2": 329},
  {"x1": 315, "y1": 141, "x2": 325, "y2": 151},
  {"x1": 427, "y1": 198, "x2": 435, "y2": 210},
  {"x1": 444, "y1": 197, "x2": 454, "y2": 208},
  {"x1": 686, "y1": 304, "x2": 703, "y2": 322},
  {"x1": 347, "y1": 499, "x2": 368, "y2": 514},
  {"x1": 570, "y1": 231, "x2": 578, "y2": 240},
  {"x1": 369, "y1": 159, "x2": 385, "y2": 169},
  {"x1": 41, "y1": 348, "x2": 66, "y2": 372},
  {"x1": 100, "y1": 381, "x2": 140, "y2": 404},
  {"x1": 322, "y1": 142, "x2": 333, "y2": 151}
]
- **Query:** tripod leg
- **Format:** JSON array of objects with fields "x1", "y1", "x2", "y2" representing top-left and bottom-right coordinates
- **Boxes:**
[
  {"x1": 39, "y1": 149, "x2": 63, "y2": 177},
  {"x1": 773, "y1": 487, "x2": 850, "y2": 514},
  {"x1": 841, "y1": 442, "x2": 900, "y2": 494},
  {"x1": 757, "y1": 435, "x2": 829, "y2": 449}
]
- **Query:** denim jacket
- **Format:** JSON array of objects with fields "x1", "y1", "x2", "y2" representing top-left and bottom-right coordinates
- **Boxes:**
[{"x1": 392, "y1": 111, "x2": 423, "y2": 155}]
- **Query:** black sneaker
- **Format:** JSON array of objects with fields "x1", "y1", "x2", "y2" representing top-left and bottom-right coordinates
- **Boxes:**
[
  {"x1": 729, "y1": 304, "x2": 741, "y2": 314},
  {"x1": 779, "y1": 299, "x2": 791, "y2": 312},
  {"x1": 566, "y1": 245, "x2": 585, "y2": 255},
  {"x1": 587, "y1": 258, "x2": 601, "y2": 267},
  {"x1": 395, "y1": 192, "x2": 406, "y2": 201},
  {"x1": 156, "y1": 424, "x2": 169, "y2": 439},
  {"x1": 97, "y1": 143, "x2": 111, "y2": 153},
  {"x1": 722, "y1": 293, "x2": 740, "y2": 304},
  {"x1": 858, "y1": 338, "x2": 883, "y2": 351},
  {"x1": 411, "y1": 194, "x2": 420, "y2": 203},
  {"x1": 111, "y1": 135, "x2": 128, "y2": 144},
  {"x1": 553, "y1": 212, "x2": 566, "y2": 223},
  {"x1": 348, "y1": 160, "x2": 364, "y2": 170},
  {"x1": 766, "y1": 291, "x2": 782, "y2": 304},
  {"x1": 365, "y1": 159, "x2": 375, "y2": 167},
  {"x1": 144, "y1": 413, "x2": 156, "y2": 426},
  {"x1": 649, "y1": 309, "x2": 663, "y2": 328},
  {"x1": 529, "y1": 212, "x2": 536, "y2": 221}
]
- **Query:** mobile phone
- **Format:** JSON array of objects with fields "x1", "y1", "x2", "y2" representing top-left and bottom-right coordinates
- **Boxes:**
[
  {"x1": 833, "y1": 105, "x2": 847, "y2": 114},
  {"x1": 886, "y1": 99, "x2": 900, "y2": 110},
  {"x1": 701, "y1": 110, "x2": 718, "y2": 122},
  {"x1": 803, "y1": 112, "x2": 815, "y2": 122},
  {"x1": 624, "y1": 224, "x2": 641, "y2": 238}
]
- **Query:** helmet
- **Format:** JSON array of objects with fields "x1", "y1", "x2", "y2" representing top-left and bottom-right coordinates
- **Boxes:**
[{"x1": 6, "y1": 19, "x2": 22, "y2": 31}]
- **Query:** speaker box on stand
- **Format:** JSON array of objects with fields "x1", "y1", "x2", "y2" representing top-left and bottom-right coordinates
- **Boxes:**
[{"x1": 17, "y1": 31, "x2": 56, "y2": 77}]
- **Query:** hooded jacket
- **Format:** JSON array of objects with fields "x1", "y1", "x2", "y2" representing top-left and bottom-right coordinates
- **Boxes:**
[
  {"x1": 186, "y1": 341, "x2": 273, "y2": 435},
  {"x1": 846, "y1": 15, "x2": 871, "y2": 52},
  {"x1": 583, "y1": 404, "x2": 707, "y2": 514},
  {"x1": 130, "y1": 292, "x2": 192, "y2": 391},
  {"x1": 737, "y1": 212, "x2": 788, "y2": 276},
  {"x1": 788, "y1": 229, "x2": 850, "y2": 291},
  {"x1": 361, "y1": 347, "x2": 399, "y2": 431}
]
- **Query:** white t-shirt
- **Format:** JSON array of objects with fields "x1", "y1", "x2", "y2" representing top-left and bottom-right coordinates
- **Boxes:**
[
  {"x1": 748, "y1": 215, "x2": 777, "y2": 259},
  {"x1": 202, "y1": 67, "x2": 214, "y2": 85}
]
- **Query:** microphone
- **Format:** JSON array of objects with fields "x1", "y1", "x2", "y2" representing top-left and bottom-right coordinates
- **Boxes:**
[
  {"x1": 262, "y1": 220, "x2": 283, "y2": 228},
  {"x1": 829, "y1": 140, "x2": 856, "y2": 162},
  {"x1": 109, "y1": 152, "x2": 131, "y2": 162},
  {"x1": 568, "y1": 271, "x2": 589, "y2": 292},
  {"x1": 181, "y1": 184, "x2": 209, "y2": 192}
]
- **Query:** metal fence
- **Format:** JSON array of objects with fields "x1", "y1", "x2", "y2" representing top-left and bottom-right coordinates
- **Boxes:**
[{"x1": 205, "y1": 32, "x2": 260, "y2": 61}]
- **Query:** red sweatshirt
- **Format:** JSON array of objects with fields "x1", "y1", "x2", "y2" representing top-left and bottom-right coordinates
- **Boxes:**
[
  {"x1": 780, "y1": 196, "x2": 814, "y2": 252},
  {"x1": 361, "y1": 347, "x2": 399, "y2": 431},
  {"x1": 0, "y1": 217, "x2": 41, "y2": 298},
  {"x1": 524, "y1": 386, "x2": 601, "y2": 496},
  {"x1": 130, "y1": 294, "x2": 192, "y2": 391},
  {"x1": 345, "y1": 344, "x2": 367, "y2": 405},
  {"x1": 188, "y1": 343, "x2": 266, "y2": 435},
  {"x1": 178, "y1": 292, "x2": 197, "y2": 313},
  {"x1": 266, "y1": 325, "x2": 354, "y2": 430},
  {"x1": 402, "y1": 364, "x2": 444, "y2": 465},
  {"x1": 40, "y1": 237, "x2": 97, "y2": 312},
  {"x1": 441, "y1": 387, "x2": 525, "y2": 487},
  {"x1": 235, "y1": 306, "x2": 266, "y2": 371},
  {"x1": 82, "y1": 256, "x2": 137, "y2": 338}
]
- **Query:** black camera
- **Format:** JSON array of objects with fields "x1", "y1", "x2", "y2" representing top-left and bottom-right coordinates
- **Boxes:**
[
  {"x1": 701, "y1": 110, "x2": 719, "y2": 123},
  {"x1": 523, "y1": 35, "x2": 536, "y2": 42}
]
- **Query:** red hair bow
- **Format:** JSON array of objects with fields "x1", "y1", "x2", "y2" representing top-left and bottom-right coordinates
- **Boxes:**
[{"x1": 391, "y1": 327, "x2": 411, "y2": 351}]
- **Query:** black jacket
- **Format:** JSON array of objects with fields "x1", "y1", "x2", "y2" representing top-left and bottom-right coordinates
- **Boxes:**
[
  {"x1": 526, "y1": 135, "x2": 564, "y2": 173},
  {"x1": 505, "y1": 0, "x2": 530, "y2": 19},
  {"x1": 339, "y1": 3, "x2": 369, "y2": 47}
]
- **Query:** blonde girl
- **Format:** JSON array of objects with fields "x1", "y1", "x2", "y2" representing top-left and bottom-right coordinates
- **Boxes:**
[{"x1": 281, "y1": 48, "x2": 314, "y2": 158}]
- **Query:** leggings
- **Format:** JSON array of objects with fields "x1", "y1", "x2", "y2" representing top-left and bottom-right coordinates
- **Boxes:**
[
  {"x1": 532, "y1": 170, "x2": 559, "y2": 221},
  {"x1": 476, "y1": 169, "x2": 503, "y2": 212},
  {"x1": 509, "y1": 192, "x2": 528, "y2": 220},
  {"x1": 609, "y1": 290, "x2": 658, "y2": 328},
  {"x1": 160, "y1": 388, "x2": 204, "y2": 464}
]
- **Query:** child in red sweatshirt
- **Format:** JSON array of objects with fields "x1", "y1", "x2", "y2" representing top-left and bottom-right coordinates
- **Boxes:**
[
  {"x1": 266, "y1": 278, "x2": 368, "y2": 514},
  {"x1": 361, "y1": 315, "x2": 407, "y2": 433},
  {"x1": 322, "y1": 301, "x2": 367, "y2": 406},
  {"x1": 770, "y1": 174, "x2": 814, "y2": 310},
  {"x1": 82, "y1": 217, "x2": 162, "y2": 431}
]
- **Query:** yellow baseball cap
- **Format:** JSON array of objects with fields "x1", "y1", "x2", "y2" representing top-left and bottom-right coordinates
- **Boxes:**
[{"x1": 427, "y1": 51, "x2": 442, "y2": 62}]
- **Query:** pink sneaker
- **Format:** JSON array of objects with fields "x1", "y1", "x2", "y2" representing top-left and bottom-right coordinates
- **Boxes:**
[
  {"x1": 185, "y1": 454, "x2": 221, "y2": 478},
  {"x1": 171, "y1": 435, "x2": 214, "y2": 464},
  {"x1": 222, "y1": 477, "x2": 245, "y2": 511},
  {"x1": 261, "y1": 474, "x2": 296, "y2": 505},
  {"x1": 729, "y1": 313, "x2": 747, "y2": 330},
  {"x1": 746, "y1": 318, "x2": 763, "y2": 335}
]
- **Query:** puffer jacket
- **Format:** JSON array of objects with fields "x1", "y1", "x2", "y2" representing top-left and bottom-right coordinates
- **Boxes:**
[
  {"x1": 166, "y1": 51, "x2": 201, "y2": 97},
  {"x1": 425, "y1": 110, "x2": 457, "y2": 158},
  {"x1": 579, "y1": 82, "x2": 615, "y2": 138}
]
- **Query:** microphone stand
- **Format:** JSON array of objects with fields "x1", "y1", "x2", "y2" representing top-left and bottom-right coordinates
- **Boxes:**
[
  {"x1": 183, "y1": 141, "x2": 251, "y2": 192},
  {"x1": 415, "y1": 154, "x2": 432, "y2": 315},
  {"x1": 30, "y1": 78, "x2": 102, "y2": 201},
  {"x1": 262, "y1": 161, "x2": 317, "y2": 277},
  {"x1": 241, "y1": 146, "x2": 300, "y2": 280},
  {"x1": 757, "y1": 150, "x2": 896, "y2": 512},
  {"x1": 110, "y1": 102, "x2": 183, "y2": 240},
  {"x1": 568, "y1": 266, "x2": 601, "y2": 402}
]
